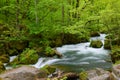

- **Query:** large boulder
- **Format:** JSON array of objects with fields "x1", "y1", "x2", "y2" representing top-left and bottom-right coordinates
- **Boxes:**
[
  {"x1": 112, "y1": 64, "x2": 120, "y2": 80},
  {"x1": 87, "y1": 68, "x2": 115, "y2": 80},
  {"x1": 90, "y1": 40, "x2": 103, "y2": 48},
  {"x1": 0, "y1": 66, "x2": 47, "y2": 80}
]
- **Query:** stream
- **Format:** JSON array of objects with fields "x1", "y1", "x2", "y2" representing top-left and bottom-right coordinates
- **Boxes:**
[{"x1": 33, "y1": 34, "x2": 112, "y2": 72}]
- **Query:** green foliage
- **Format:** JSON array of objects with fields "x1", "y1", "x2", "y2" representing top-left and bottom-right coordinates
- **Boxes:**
[
  {"x1": 40, "y1": 65, "x2": 56, "y2": 75},
  {"x1": 45, "y1": 46, "x2": 55, "y2": 56},
  {"x1": 90, "y1": 40, "x2": 103, "y2": 48},
  {"x1": 19, "y1": 48, "x2": 39, "y2": 64},
  {"x1": 104, "y1": 39, "x2": 111, "y2": 49},
  {"x1": 0, "y1": 61, "x2": 5, "y2": 73},
  {"x1": 10, "y1": 48, "x2": 39, "y2": 65},
  {"x1": 111, "y1": 46, "x2": 120, "y2": 63},
  {"x1": 79, "y1": 71, "x2": 88, "y2": 80},
  {"x1": 1, "y1": 0, "x2": 120, "y2": 67}
]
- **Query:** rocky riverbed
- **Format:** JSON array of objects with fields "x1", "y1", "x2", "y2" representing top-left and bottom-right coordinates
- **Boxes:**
[{"x1": 0, "y1": 64, "x2": 120, "y2": 80}]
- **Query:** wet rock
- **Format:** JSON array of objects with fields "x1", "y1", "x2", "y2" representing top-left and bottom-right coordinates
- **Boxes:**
[
  {"x1": 0, "y1": 66, "x2": 47, "y2": 80},
  {"x1": 90, "y1": 40, "x2": 103, "y2": 48},
  {"x1": 53, "y1": 48, "x2": 63, "y2": 58},
  {"x1": 112, "y1": 64, "x2": 120, "y2": 79},
  {"x1": 87, "y1": 68, "x2": 115, "y2": 80}
]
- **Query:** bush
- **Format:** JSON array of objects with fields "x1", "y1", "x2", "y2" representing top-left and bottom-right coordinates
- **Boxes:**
[{"x1": 10, "y1": 48, "x2": 39, "y2": 65}]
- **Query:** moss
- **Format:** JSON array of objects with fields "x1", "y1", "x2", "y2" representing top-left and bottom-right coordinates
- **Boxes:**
[
  {"x1": 9, "y1": 48, "x2": 39, "y2": 65},
  {"x1": 79, "y1": 71, "x2": 88, "y2": 80},
  {"x1": 0, "y1": 78, "x2": 3, "y2": 80},
  {"x1": 90, "y1": 40, "x2": 103, "y2": 48},
  {"x1": 0, "y1": 61, "x2": 5, "y2": 73},
  {"x1": 0, "y1": 54, "x2": 9, "y2": 63},
  {"x1": 90, "y1": 31, "x2": 100, "y2": 37},
  {"x1": 8, "y1": 49, "x2": 18, "y2": 56},
  {"x1": 8, "y1": 56, "x2": 19, "y2": 66},
  {"x1": 104, "y1": 39, "x2": 111, "y2": 49},
  {"x1": 40, "y1": 65, "x2": 56, "y2": 75},
  {"x1": 45, "y1": 46, "x2": 56, "y2": 57},
  {"x1": 63, "y1": 33, "x2": 89, "y2": 44},
  {"x1": 110, "y1": 46, "x2": 120, "y2": 63}
]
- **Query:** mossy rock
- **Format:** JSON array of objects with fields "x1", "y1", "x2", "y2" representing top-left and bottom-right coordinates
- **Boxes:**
[
  {"x1": 105, "y1": 34, "x2": 120, "y2": 46},
  {"x1": 7, "y1": 48, "x2": 19, "y2": 56},
  {"x1": 79, "y1": 71, "x2": 88, "y2": 80},
  {"x1": 104, "y1": 39, "x2": 111, "y2": 49},
  {"x1": 45, "y1": 47, "x2": 56, "y2": 57},
  {"x1": 0, "y1": 48, "x2": 6, "y2": 56},
  {"x1": 90, "y1": 40, "x2": 103, "y2": 48},
  {"x1": 110, "y1": 46, "x2": 120, "y2": 63},
  {"x1": 0, "y1": 62, "x2": 5, "y2": 73},
  {"x1": 50, "y1": 37, "x2": 63, "y2": 47},
  {"x1": 9, "y1": 48, "x2": 39, "y2": 65},
  {"x1": 45, "y1": 47, "x2": 62, "y2": 58},
  {"x1": 90, "y1": 32, "x2": 100, "y2": 37},
  {"x1": 63, "y1": 33, "x2": 89, "y2": 44},
  {"x1": 0, "y1": 54, "x2": 9, "y2": 63},
  {"x1": 40, "y1": 65, "x2": 56, "y2": 75},
  {"x1": 8, "y1": 40, "x2": 28, "y2": 51}
]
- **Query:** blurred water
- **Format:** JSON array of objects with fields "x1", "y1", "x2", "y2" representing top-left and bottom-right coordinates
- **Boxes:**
[{"x1": 33, "y1": 34, "x2": 112, "y2": 72}]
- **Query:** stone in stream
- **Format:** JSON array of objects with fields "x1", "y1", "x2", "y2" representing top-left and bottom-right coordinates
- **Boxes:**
[
  {"x1": 87, "y1": 68, "x2": 116, "y2": 80},
  {"x1": 0, "y1": 66, "x2": 48, "y2": 80},
  {"x1": 90, "y1": 40, "x2": 103, "y2": 48}
]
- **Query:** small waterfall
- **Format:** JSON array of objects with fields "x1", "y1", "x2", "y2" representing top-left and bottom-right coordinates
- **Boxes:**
[{"x1": 33, "y1": 34, "x2": 112, "y2": 72}]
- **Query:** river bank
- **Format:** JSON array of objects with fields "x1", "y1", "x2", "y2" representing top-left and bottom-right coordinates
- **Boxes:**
[{"x1": 0, "y1": 64, "x2": 120, "y2": 80}]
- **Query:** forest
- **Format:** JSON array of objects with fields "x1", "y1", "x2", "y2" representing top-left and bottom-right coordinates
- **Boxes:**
[{"x1": 0, "y1": 0, "x2": 120, "y2": 80}]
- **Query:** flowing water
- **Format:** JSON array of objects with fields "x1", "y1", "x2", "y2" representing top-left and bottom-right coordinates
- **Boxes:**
[{"x1": 33, "y1": 34, "x2": 112, "y2": 72}]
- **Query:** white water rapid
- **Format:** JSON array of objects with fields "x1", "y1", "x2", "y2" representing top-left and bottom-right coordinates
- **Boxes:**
[{"x1": 33, "y1": 34, "x2": 112, "y2": 72}]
